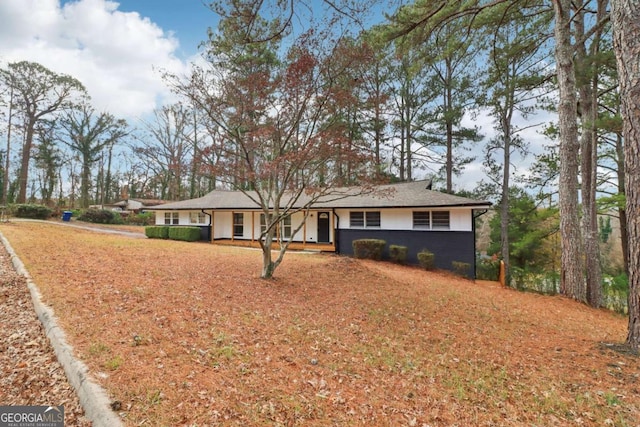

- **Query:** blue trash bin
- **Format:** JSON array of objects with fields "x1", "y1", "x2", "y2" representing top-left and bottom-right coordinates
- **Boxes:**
[{"x1": 62, "y1": 211, "x2": 72, "y2": 222}]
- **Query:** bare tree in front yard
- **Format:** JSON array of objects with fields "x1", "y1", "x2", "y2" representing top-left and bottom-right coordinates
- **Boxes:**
[{"x1": 167, "y1": 2, "x2": 384, "y2": 279}]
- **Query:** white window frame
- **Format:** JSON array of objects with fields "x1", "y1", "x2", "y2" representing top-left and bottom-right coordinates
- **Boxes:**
[
  {"x1": 412, "y1": 211, "x2": 430, "y2": 229},
  {"x1": 164, "y1": 212, "x2": 179, "y2": 225},
  {"x1": 350, "y1": 211, "x2": 364, "y2": 228},
  {"x1": 413, "y1": 210, "x2": 450, "y2": 230},
  {"x1": 431, "y1": 211, "x2": 450, "y2": 230},
  {"x1": 260, "y1": 213, "x2": 291, "y2": 239},
  {"x1": 233, "y1": 213, "x2": 244, "y2": 237},
  {"x1": 350, "y1": 211, "x2": 381, "y2": 228},
  {"x1": 260, "y1": 213, "x2": 271, "y2": 235},
  {"x1": 281, "y1": 215, "x2": 292, "y2": 239},
  {"x1": 189, "y1": 212, "x2": 207, "y2": 225},
  {"x1": 365, "y1": 211, "x2": 381, "y2": 228}
]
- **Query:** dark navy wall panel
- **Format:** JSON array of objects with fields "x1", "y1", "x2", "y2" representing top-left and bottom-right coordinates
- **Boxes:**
[
  {"x1": 337, "y1": 229, "x2": 475, "y2": 274},
  {"x1": 199, "y1": 226, "x2": 211, "y2": 241}
]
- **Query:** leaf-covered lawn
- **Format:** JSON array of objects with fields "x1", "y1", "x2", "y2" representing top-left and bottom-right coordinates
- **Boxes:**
[{"x1": 1, "y1": 221, "x2": 638, "y2": 426}]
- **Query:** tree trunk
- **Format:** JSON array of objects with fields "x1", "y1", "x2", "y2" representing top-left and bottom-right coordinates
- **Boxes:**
[
  {"x1": 399, "y1": 91, "x2": 406, "y2": 181},
  {"x1": 580, "y1": 97, "x2": 602, "y2": 307},
  {"x1": 189, "y1": 109, "x2": 198, "y2": 198},
  {"x1": 405, "y1": 97, "x2": 412, "y2": 181},
  {"x1": 445, "y1": 59, "x2": 454, "y2": 193},
  {"x1": 620, "y1": 207, "x2": 630, "y2": 275},
  {"x1": 81, "y1": 155, "x2": 92, "y2": 209},
  {"x1": 105, "y1": 145, "x2": 114, "y2": 204},
  {"x1": 611, "y1": 0, "x2": 640, "y2": 350},
  {"x1": 3, "y1": 86, "x2": 13, "y2": 205},
  {"x1": 577, "y1": 0, "x2": 605, "y2": 308},
  {"x1": 373, "y1": 63, "x2": 383, "y2": 169},
  {"x1": 260, "y1": 226, "x2": 276, "y2": 279},
  {"x1": 616, "y1": 132, "x2": 630, "y2": 275},
  {"x1": 500, "y1": 120, "x2": 511, "y2": 286},
  {"x1": 17, "y1": 118, "x2": 36, "y2": 204},
  {"x1": 261, "y1": 248, "x2": 275, "y2": 279},
  {"x1": 553, "y1": 0, "x2": 585, "y2": 301}
]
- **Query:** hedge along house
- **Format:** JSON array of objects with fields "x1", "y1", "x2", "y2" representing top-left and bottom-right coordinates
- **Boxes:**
[{"x1": 149, "y1": 180, "x2": 491, "y2": 277}]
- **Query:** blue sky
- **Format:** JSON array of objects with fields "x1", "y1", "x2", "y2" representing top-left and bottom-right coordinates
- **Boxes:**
[{"x1": 107, "y1": 0, "x2": 217, "y2": 58}]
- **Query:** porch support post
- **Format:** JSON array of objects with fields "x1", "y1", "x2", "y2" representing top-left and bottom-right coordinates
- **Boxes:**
[
  {"x1": 251, "y1": 212, "x2": 255, "y2": 242},
  {"x1": 303, "y1": 214, "x2": 307, "y2": 249},
  {"x1": 211, "y1": 211, "x2": 216, "y2": 243},
  {"x1": 331, "y1": 212, "x2": 335, "y2": 243}
]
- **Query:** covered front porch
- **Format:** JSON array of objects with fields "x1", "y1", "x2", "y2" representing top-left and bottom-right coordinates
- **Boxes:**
[
  {"x1": 212, "y1": 238, "x2": 336, "y2": 252},
  {"x1": 210, "y1": 209, "x2": 336, "y2": 252}
]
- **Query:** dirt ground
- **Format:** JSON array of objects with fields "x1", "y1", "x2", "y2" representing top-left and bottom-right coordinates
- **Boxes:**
[{"x1": 1, "y1": 220, "x2": 639, "y2": 426}]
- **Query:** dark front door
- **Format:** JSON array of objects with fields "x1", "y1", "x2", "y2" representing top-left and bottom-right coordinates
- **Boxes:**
[{"x1": 317, "y1": 211, "x2": 330, "y2": 243}]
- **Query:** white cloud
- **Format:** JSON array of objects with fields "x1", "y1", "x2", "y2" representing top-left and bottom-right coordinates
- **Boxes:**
[
  {"x1": 457, "y1": 104, "x2": 556, "y2": 192},
  {"x1": 0, "y1": 0, "x2": 189, "y2": 119}
]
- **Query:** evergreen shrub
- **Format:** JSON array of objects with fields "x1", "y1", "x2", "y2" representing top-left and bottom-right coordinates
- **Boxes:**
[
  {"x1": 389, "y1": 245, "x2": 408, "y2": 264},
  {"x1": 476, "y1": 256, "x2": 500, "y2": 280},
  {"x1": 145, "y1": 226, "x2": 169, "y2": 239},
  {"x1": 417, "y1": 250, "x2": 435, "y2": 270},
  {"x1": 168, "y1": 226, "x2": 201, "y2": 242},
  {"x1": 352, "y1": 239, "x2": 386, "y2": 260},
  {"x1": 14, "y1": 204, "x2": 52, "y2": 220},
  {"x1": 127, "y1": 212, "x2": 155, "y2": 226},
  {"x1": 452, "y1": 261, "x2": 472, "y2": 278},
  {"x1": 77, "y1": 209, "x2": 124, "y2": 224}
]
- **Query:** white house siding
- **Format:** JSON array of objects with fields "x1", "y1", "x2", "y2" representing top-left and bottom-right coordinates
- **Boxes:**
[
  {"x1": 155, "y1": 211, "x2": 187, "y2": 226},
  {"x1": 214, "y1": 211, "x2": 233, "y2": 239},
  {"x1": 155, "y1": 211, "x2": 211, "y2": 227},
  {"x1": 245, "y1": 211, "x2": 324, "y2": 243},
  {"x1": 202, "y1": 210, "x2": 327, "y2": 243},
  {"x1": 301, "y1": 212, "x2": 318, "y2": 242},
  {"x1": 334, "y1": 207, "x2": 473, "y2": 231},
  {"x1": 156, "y1": 207, "x2": 472, "y2": 237}
]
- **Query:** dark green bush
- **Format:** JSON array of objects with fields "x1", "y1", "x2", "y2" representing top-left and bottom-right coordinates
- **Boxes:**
[
  {"x1": 77, "y1": 209, "x2": 124, "y2": 224},
  {"x1": 168, "y1": 226, "x2": 201, "y2": 242},
  {"x1": 389, "y1": 245, "x2": 408, "y2": 264},
  {"x1": 476, "y1": 256, "x2": 500, "y2": 280},
  {"x1": 452, "y1": 261, "x2": 472, "y2": 278},
  {"x1": 608, "y1": 273, "x2": 629, "y2": 292},
  {"x1": 15, "y1": 204, "x2": 52, "y2": 220},
  {"x1": 145, "y1": 226, "x2": 169, "y2": 239},
  {"x1": 126, "y1": 212, "x2": 155, "y2": 226},
  {"x1": 352, "y1": 239, "x2": 386, "y2": 260},
  {"x1": 417, "y1": 250, "x2": 435, "y2": 270}
]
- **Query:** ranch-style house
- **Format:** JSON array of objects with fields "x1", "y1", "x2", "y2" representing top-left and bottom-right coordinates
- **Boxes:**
[{"x1": 150, "y1": 180, "x2": 491, "y2": 277}]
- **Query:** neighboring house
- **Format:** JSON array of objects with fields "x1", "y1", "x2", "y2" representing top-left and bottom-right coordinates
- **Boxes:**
[
  {"x1": 101, "y1": 199, "x2": 167, "y2": 214},
  {"x1": 149, "y1": 180, "x2": 491, "y2": 276}
]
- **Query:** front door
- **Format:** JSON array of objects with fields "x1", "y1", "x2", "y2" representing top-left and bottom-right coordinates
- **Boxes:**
[{"x1": 317, "y1": 212, "x2": 330, "y2": 243}]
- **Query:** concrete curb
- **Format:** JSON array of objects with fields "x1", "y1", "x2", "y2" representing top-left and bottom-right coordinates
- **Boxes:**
[{"x1": 0, "y1": 231, "x2": 123, "y2": 427}]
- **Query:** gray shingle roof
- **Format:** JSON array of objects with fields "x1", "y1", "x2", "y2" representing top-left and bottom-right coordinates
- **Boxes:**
[{"x1": 150, "y1": 180, "x2": 491, "y2": 211}]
